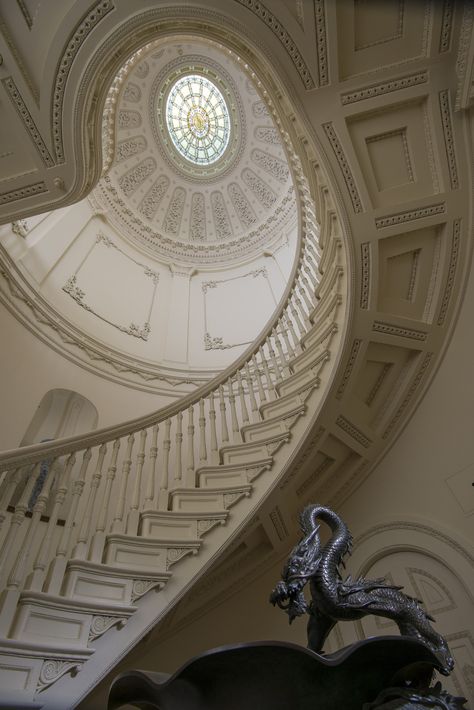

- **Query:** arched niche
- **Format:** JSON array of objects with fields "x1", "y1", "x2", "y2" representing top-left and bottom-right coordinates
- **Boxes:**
[
  {"x1": 20, "y1": 388, "x2": 98, "y2": 446},
  {"x1": 328, "y1": 521, "x2": 474, "y2": 706}
]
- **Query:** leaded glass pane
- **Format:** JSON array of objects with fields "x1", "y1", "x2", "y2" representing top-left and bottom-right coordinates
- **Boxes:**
[{"x1": 165, "y1": 75, "x2": 231, "y2": 165}]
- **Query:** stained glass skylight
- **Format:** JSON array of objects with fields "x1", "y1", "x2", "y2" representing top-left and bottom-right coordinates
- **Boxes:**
[{"x1": 165, "y1": 74, "x2": 230, "y2": 165}]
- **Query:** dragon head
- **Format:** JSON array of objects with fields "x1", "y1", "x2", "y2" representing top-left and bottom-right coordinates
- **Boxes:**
[{"x1": 269, "y1": 522, "x2": 322, "y2": 623}]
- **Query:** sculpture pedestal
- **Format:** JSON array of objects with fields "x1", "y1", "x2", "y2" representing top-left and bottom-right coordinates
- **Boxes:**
[{"x1": 108, "y1": 636, "x2": 446, "y2": 710}]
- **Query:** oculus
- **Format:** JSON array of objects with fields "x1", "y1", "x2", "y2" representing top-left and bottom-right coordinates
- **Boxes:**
[{"x1": 165, "y1": 74, "x2": 230, "y2": 165}]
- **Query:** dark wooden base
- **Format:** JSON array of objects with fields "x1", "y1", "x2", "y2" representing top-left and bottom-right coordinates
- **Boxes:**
[{"x1": 108, "y1": 636, "x2": 444, "y2": 710}]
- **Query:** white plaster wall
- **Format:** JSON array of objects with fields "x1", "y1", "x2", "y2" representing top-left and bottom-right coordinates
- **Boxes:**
[
  {"x1": 0, "y1": 303, "x2": 172, "y2": 451},
  {"x1": 4, "y1": 200, "x2": 297, "y2": 375}
]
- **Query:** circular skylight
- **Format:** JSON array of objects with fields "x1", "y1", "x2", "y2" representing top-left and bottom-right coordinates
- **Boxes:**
[{"x1": 165, "y1": 74, "x2": 230, "y2": 165}]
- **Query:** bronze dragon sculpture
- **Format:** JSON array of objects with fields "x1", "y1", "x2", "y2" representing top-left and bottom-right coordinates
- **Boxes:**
[{"x1": 270, "y1": 504, "x2": 454, "y2": 676}]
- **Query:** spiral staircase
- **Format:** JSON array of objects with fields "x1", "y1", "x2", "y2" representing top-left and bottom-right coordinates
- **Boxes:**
[{"x1": 0, "y1": 2, "x2": 473, "y2": 708}]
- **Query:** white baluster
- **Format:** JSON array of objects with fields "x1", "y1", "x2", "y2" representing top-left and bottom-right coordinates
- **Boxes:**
[
  {"x1": 186, "y1": 407, "x2": 195, "y2": 487},
  {"x1": 208, "y1": 393, "x2": 219, "y2": 465},
  {"x1": 289, "y1": 295, "x2": 306, "y2": 340},
  {"x1": 158, "y1": 419, "x2": 172, "y2": 510},
  {"x1": 293, "y1": 292, "x2": 310, "y2": 334},
  {"x1": 198, "y1": 400, "x2": 208, "y2": 464},
  {"x1": 237, "y1": 370, "x2": 250, "y2": 424},
  {"x1": 127, "y1": 429, "x2": 147, "y2": 535},
  {"x1": 90, "y1": 440, "x2": 120, "y2": 561},
  {"x1": 298, "y1": 274, "x2": 314, "y2": 313},
  {"x1": 273, "y1": 329, "x2": 291, "y2": 378},
  {"x1": 0, "y1": 468, "x2": 22, "y2": 536},
  {"x1": 252, "y1": 353, "x2": 267, "y2": 403},
  {"x1": 174, "y1": 412, "x2": 184, "y2": 483},
  {"x1": 5, "y1": 456, "x2": 58, "y2": 591},
  {"x1": 75, "y1": 443, "x2": 107, "y2": 558},
  {"x1": 27, "y1": 453, "x2": 75, "y2": 591},
  {"x1": 303, "y1": 259, "x2": 319, "y2": 290},
  {"x1": 244, "y1": 362, "x2": 260, "y2": 422},
  {"x1": 279, "y1": 319, "x2": 294, "y2": 359},
  {"x1": 112, "y1": 434, "x2": 135, "y2": 533},
  {"x1": 260, "y1": 346, "x2": 277, "y2": 400},
  {"x1": 218, "y1": 386, "x2": 230, "y2": 444},
  {"x1": 144, "y1": 425, "x2": 159, "y2": 508},
  {"x1": 44, "y1": 450, "x2": 94, "y2": 594},
  {"x1": 0, "y1": 463, "x2": 40, "y2": 574},
  {"x1": 293, "y1": 294, "x2": 308, "y2": 332},
  {"x1": 228, "y1": 378, "x2": 241, "y2": 442},
  {"x1": 0, "y1": 458, "x2": 60, "y2": 635},
  {"x1": 267, "y1": 338, "x2": 282, "y2": 384},
  {"x1": 285, "y1": 312, "x2": 301, "y2": 352}
]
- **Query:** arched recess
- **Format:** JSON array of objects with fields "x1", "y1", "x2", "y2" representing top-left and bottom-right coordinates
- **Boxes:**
[
  {"x1": 6, "y1": 389, "x2": 98, "y2": 513},
  {"x1": 20, "y1": 388, "x2": 98, "y2": 446},
  {"x1": 336, "y1": 521, "x2": 474, "y2": 705}
]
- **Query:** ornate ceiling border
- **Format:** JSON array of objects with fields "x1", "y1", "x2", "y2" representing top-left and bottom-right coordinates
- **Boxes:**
[{"x1": 0, "y1": 245, "x2": 216, "y2": 395}]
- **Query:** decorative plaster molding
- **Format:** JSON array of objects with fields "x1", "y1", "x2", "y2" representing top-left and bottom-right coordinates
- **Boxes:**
[
  {"x1": 16, "y1": 0, "x2": 33, "y2": 28},
  {"x1": 131, "y1": 579, "x2": 163, "y2": 602},
  {"x1": 166, "y1": 547, "x2": 198, "y2": 570},
  {"x1": 254, "y1": 126, "x2": 281, "y2": 144},
  {"x1": 115, "y1": 136, "x2": 147, "y2": 164},
  {"x1": 336, "y1": 338, "x2": 363, "y2": 399},
  {"x1": 203, "y1": 332, "x2": 233, "y2": 351},
  {"x1": 340, "y1": 71, "x2": 428, "y2": 105},
  {"x1": 372, "y1": 321, "x2": 427, "y2": 341},
  {"x1": 439, "y1": 89, "x2": 459, "y2": 189},
  {"x1": 2, "y1": 77, "x2": 55, "y2": 167},
  {"x1": 234, "y1": 0, "x2": 316, "y2": 89},
  {"x1": 439, "y1": 0, "x2": 455, "y2": 52},
  {"x1": 360, "y1": 242, "x2": 371, "y2": 309},
  {"x1": 190, "y1": 192, "x2": 206, "y2": 240},
  {"x1": 202, "y1": 269, "x2": 271, "y2": 350},
  {"x1": 210, "y1": 190, "x2": 233, "y2": 240},
  {"x1": 375, "y1": 203, "x2": 446, "y2": 229},
  {"x1": 11, "y1": 220, "x2": 29, "y2": 238},
  {"x1": 314, "y1": 0, "x2": 329, "y2": 86},
  {"x1": 437, "y1": 218, "x2": 461, "y2": 325},
  {"x1": 251, "y1": 148, "x2": 289, "y2": 182},
  {"x1": 228, "y1": 182, "x2": 256, "y2": 228},
  {"x1": 242, "y1": 168, "x2": 277, "y2": 208},
  {"x1": 269, "y1": 506, "x2": 289, "y2": 541},
  {"x1": 336, "y1": 415, "x2": 372, "y2": 449},
  {"x1": 62, "y1": 233, "x2": 159, "y2": 341},
  {"x1": 88, "y1": 615, "x2": 127, "y2": 643},
  {"x1": 118, "y1": 157, "x2": 156, "y2": 197},
  {"x1": 0, "y1": 182, "x2": 48, "y2": 205},
  {"x1": 138, "y1": 175, "x2": 170, "y2": 220},
  {"x1": 455, "y1": 3, "x2": 474, "y2": 110},
  {"x1": 37, "y1": 658, "x2": 81, "y2": 691},
  {"x1": 52, "y1": 0, "x2": 115, "y2": 162},
  {"x1": 382, "y1": 351, "x2": 434, "y2": 439},
  {"x1": 0, "y1": 252, "x2": 213, "y2": 391},
  {"x1": 323, "y1": 122, "x2": 363, "y2": 214},
  {"x1": 197, "y1": 518, "x2": 225, "y2": 537},
  {"x1": 163, "y1": 187, "x2": 186, "y2": 235},
  {"x1": 407, "y1": 567, "x2": 456, "y2": 615}
]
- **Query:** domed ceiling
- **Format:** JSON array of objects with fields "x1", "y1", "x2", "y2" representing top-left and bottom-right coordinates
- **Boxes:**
[{"x1": 92, "y1": 38, "x2": 296, "y2": 265}]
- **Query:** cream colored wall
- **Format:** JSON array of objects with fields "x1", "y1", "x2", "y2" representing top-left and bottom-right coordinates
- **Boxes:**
[
  {"x1": 2, "y1": 199, "x2": 296, "y2": 378},
  {"x1": 0, "y1": 303, "x2": 168, "y2": 450}
]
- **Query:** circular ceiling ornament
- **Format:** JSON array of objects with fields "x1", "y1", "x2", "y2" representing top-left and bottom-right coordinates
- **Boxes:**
[
  {"x1": 153, "y1": 56, "x2": 244, "y2": 182},
  {"x1": 166, "y1": 74, "x2": 230, "y2": 165}
]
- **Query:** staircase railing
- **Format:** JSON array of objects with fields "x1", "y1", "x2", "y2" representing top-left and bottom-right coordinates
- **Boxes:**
[{"x1": 0, "y1": 136, "x2": 344, "y2": 617}]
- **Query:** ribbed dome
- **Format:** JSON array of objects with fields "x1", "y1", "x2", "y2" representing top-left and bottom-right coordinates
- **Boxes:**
[{"x1": 94, "y1": 38, "x2": 296, "y2": 265}]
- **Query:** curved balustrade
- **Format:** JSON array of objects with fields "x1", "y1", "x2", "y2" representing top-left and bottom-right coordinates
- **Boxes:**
[{"x1": 0, "y1": 138, "x2": 346, "y2": 695}]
